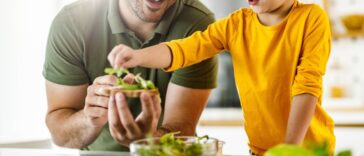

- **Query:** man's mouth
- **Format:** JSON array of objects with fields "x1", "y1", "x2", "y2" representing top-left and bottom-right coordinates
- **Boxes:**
[
  {"x1": 145, "y1": 0, "x2": 164, "y2": 10},
  {"x1": 248, "y1": 0, "x2": 259, "y2": 5}
]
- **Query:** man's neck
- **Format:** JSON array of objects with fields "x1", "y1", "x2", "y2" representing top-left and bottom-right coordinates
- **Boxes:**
[
  {"x1": 119, "y1": 0, "x2": 157, "y2": 42},
  {"x1": 257, "y1": 0, "x2": 294, "y2": 26}
]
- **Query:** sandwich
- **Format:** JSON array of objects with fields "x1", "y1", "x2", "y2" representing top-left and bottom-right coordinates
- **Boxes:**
[{"x1": 104, "y1": 67, "x2": 159, "y2": 98}]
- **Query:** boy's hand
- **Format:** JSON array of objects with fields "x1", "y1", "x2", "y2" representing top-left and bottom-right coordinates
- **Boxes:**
[{"x1": 108, "y1": 44, "x2": 141, "y2": 69}]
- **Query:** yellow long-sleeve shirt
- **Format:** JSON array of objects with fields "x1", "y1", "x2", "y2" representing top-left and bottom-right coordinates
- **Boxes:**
[{"x1": 165, "y1": 1, "x2": 335, "y2": 155}]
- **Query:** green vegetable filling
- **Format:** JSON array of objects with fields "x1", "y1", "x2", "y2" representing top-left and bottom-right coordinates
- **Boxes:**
[
  {"x1": 135, "y1": 132, "x2": 210, "y2": 156},
  {"x1": 104, "y1": 67, "x2": 156, "y2": 90}
]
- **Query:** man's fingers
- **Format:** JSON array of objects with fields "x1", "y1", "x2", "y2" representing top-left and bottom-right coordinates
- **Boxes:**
[
  {"x1": 84, "y1": 106, "x2": 108, "y2": 118},
  {"x1": 93, "y1": 75, "x2": 117, "y2": 86},
  {"x1": 152, "y1": 93, "x2": 162, "y2": 117},
  {"x1": 85, "y1": 95, "x2": 109, "y2": 108},
  {"x1": 115, "y1": 93, "x2": 142, "y2": 139},
  {"x1": 87, "y1": 84, "x2": 113, "y2": 97},
  {"x1": 140, "y1": 92, "x2": 155, "y2": 120},
  {"x1": 108, "y1": 94, "x2": 126, "y2": 142},
  {"x1": 108, "y1": 95, "x2": 122, "y2": 128}
]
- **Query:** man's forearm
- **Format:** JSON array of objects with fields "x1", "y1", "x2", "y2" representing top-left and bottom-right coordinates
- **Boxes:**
[
  {"x1": 285, "y1": 93, "x2": 317, "y2": 144},
  {"x1": 46, "y1": 109, "x2": 102, "y2": 148}
]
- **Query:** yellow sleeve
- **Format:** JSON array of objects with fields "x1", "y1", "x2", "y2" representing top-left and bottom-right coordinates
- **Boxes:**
[
  {"x1": 164, "y1": 14, "x2": 236, "y2": 72},
  {"x1": 291, "y1": 5, "x2": 331, "y2": 98}
]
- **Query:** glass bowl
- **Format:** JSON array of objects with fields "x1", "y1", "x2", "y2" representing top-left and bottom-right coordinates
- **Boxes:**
[{"x1": 130, "y1": 136, "x2": 224, "y2": 156}]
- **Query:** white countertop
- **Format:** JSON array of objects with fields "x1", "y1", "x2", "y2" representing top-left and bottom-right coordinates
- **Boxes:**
[
  {"x1": 0, "y1": 148, "x2": 129, "y2": 156},
  {"x1": 199, "y1": 107, "x2": 364, "y2": 126}
]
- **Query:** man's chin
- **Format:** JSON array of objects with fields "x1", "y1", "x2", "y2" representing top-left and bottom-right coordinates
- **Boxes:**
[
  {"x1": 140, "y1": 15, "x2": 162, "y2": 23},
  {"x1": 141, "y1": 10, "x2": 164, "y2": 22}
]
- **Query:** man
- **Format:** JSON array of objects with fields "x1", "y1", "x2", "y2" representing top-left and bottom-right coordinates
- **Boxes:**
[{"x1": 43, "y1": 0, "x2": 217, "y2": 151}]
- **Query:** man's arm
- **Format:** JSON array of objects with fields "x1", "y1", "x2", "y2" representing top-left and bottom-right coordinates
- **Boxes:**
[
  {"x1": 45, "y1": 75, "x2": 115, "y2": 148},
  {"x1": 156, "y1": 83, "x2": 211, "y2": 136},
  {"x1": 285, "y1": 93, "x2": 317, "y2": 144}
]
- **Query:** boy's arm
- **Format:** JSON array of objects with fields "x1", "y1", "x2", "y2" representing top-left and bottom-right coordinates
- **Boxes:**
[
  {"x1": 108, "y1": 44, "x2": 172, "y2": 69},
  {"x1": 109, "y1": 16, "x2": 235, "y2": 70},
  {"x1": 288, "y1": 5, "x2": 331, "y2": 144},
  {"x1": 285, "y1": 94, "x2": 317, "y2": 144}
]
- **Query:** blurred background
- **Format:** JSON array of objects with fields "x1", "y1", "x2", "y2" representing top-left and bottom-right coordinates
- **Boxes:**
[{"x1": 0, "y1": 0, "x2": 364, "y2": 155}]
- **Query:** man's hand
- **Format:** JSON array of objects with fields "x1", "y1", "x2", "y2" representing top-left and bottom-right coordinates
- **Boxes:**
[
  {"x1": 108, "y1": 92, "x2": 161, "y2": 146},
  {"x1": 45, "y1": 75, "x2": 116, "y2": 148},
  {"x1": 84, "y1": 75, "x2": 117, "y2": 128}
]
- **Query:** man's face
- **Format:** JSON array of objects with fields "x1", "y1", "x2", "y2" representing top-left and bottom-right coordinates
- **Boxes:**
[
  {"x1": 247, "y1": 0, "x2": 288, "y2": 14},
  {"x1": 127, "y1": 0, "x2": 176, "y2": 23}
]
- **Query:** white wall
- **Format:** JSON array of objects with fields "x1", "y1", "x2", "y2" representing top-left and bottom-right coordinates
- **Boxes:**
[
  {"x1": 0, "y1": 0, "x2": 62, "y2": 143},
  {"x1": 200, "y1": 0, "x2": 247, "y2": 19}
]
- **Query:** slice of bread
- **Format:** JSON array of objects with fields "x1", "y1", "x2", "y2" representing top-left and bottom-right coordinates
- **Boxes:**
[{"x1": 107, "y1": 87, "x2": 159, "y2": 98}]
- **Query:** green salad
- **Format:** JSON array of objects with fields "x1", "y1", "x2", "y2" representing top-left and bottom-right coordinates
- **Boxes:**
[
  {"x1": 132, "y1": 132, "x2": 214, "y2": 156},
  {"x1": 104, "y1": 67, "x2": 156, "y2": 90}
]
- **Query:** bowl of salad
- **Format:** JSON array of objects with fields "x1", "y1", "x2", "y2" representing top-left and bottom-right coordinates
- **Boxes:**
[{"x1": 130, "y1": 132, "x2": 224, "y2": 156}]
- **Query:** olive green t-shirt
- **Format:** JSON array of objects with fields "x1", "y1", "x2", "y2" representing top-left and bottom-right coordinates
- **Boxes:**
[{"x1": 43, "y1": 0, "x2": 218, "y2": 151}]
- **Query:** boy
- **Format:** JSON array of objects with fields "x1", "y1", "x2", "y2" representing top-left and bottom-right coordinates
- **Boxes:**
[{"x1": 108, "y1": 0, "x2": 335, "y2": 155}]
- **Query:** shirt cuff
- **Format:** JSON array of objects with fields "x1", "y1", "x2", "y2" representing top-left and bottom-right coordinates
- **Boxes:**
[
  {"x1": 291, "y1": 84, "x2": 321, "y2": 98},
  {"x1": 163, "y1": 42, "x2": 183, "y2": 72}
]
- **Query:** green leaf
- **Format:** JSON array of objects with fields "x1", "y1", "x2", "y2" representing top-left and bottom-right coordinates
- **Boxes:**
[
  {"x1": 116, "y1": 68, "x2": 124, "y2": 77},
  {"x1": 134, "y1": 74, "x2": 149, "y2": 89},
  {"x1": 116, "y1": 78, "x2": 124, "y2": 86},
  {"x1": 104, "y1": 67, "x2": 130, "y2": 78},
  {"x1": 264, "y1": 144, "x2": 315, "y2": 156},
  {"x1": 146, "y1": 80, "x2": 156, "y2": 89},
  {"x1": 185, "y1": 143, "x2": 203, "y2": 156},
  {"x1": 305, "y1": 141, "x2": 329, "y2": 156},
  {"x1": 135, "y1": 132, "x2": 208, "y2": 156},
  {"x1": 104, "y1": 68, "x2": 115, "y2": 75},
  {"x1": 197, "y1": 135, "x2": 209, "y2": 143},
  {"x1": 336, "y1": 150, "x2": 352, "y2": 156}
]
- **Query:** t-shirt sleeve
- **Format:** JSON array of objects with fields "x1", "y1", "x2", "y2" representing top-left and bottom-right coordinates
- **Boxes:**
[
  {"x1": 170, "y1": 15, "x2": 219, "y2": 89},
  {"x1": 164, "y1": 12, "x2": 233, "y2": 72},
  {"x1": 43, "y1": 8, "x2": 89, "y2": 85},
  {"x1": 291, "y1": 5, "x2": 331, "y2": 98}
]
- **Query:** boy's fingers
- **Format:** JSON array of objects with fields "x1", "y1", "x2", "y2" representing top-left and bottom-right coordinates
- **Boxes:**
[
  {"x1": 114, "y1": 52, "x2": 127, "y2": 69},
  {"x1": 108, "y1": 45, "x2": 123, "y2": 66}
]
